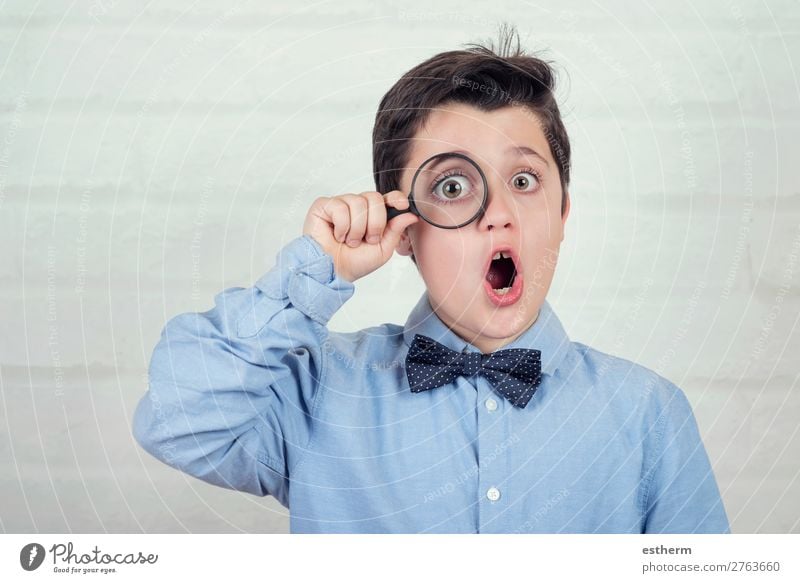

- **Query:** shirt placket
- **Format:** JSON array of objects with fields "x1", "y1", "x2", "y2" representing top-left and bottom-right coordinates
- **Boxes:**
[{"x1": 473, "y1": 366, "x2": 512, "y2": 533}]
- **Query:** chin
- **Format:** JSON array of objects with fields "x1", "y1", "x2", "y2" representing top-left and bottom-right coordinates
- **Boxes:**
[{"x1": 484, "y1": 310, "x2": 530, "y2": 333}]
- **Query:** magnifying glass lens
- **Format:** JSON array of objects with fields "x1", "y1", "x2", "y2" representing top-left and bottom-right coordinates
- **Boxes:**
[{"x1": 411, "y1": 153, "x2": 486, "y2": 228}]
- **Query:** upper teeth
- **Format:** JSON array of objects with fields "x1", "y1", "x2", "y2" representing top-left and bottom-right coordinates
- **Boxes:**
[{"x1": 492, "y1": 251, "x2": 510, "y2": 260}]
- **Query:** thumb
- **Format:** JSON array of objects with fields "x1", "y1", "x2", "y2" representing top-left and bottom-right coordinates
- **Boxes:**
[{"x1": 381, "y1": 212, "x2": 418, "y2": 252}]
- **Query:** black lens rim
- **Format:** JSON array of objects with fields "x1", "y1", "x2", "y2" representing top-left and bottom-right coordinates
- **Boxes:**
[{"x1": 408, "y1": 151, "x2": 489, "y2": 229}]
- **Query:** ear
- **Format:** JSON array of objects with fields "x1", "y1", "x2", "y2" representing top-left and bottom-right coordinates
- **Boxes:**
[
  {"x1": 396, "y1": 227, "x2": 414, "y2": 257},
  {"x1": 560, "y1": 190, "x2": 571, "y2": 242}
]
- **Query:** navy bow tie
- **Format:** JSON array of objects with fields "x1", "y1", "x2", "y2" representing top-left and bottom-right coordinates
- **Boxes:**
[{"x1": 405, "y1": 334, "x2": 542, "y2": 409}]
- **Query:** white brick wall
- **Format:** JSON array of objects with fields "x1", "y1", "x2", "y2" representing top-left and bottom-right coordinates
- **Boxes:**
[{"x1": 2, "y1": 0, "x2": 798, "y2": 533}]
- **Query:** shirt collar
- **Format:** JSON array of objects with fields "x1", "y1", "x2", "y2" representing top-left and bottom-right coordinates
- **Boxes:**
[{"x1": 402, "y1": 293, "x2": 572, "y2": 377}]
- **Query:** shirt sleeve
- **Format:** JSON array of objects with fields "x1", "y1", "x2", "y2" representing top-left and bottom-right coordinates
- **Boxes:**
[
  {"x1": 131, "y1": 235, "x2": 354, "y2": 507},
  {"x1": 642, "y1": 383, "x2": 731, "y2": 533}
]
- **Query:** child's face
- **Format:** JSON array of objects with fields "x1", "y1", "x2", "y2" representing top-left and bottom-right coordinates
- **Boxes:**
[{"x1": 397, "y1": 102, "x2": 570, "y2": 353}]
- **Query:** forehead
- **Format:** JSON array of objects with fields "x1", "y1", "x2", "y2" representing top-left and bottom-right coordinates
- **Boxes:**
[{"x1": 407, "y1": 102, "x2": 554, "y2": 170}]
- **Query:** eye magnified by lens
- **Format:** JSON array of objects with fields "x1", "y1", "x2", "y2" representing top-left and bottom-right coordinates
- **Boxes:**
[{"x1": 386, "y1": 151, "x2": 489, "y2": 229}]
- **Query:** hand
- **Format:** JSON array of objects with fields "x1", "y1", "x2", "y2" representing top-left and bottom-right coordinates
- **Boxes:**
[{"x1": 302, "y1": 190, "x2": 419, "y2": 282}]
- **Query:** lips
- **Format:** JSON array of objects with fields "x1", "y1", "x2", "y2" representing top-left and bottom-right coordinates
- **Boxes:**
[{"x1": 483, "y1": 245, "x2": 524, "y2": 307}]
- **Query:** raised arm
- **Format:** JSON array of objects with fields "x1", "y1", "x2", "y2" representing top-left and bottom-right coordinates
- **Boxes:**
[
  {"x1": 132, "y1": 235, "x2": 354, "y2": 505},
  {"x1": 132, "y1": 189, "x2": 417, "y2": 505}
]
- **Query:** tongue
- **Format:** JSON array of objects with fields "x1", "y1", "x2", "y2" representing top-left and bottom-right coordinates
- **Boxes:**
[{"x1": 486, "y1": 259, "x2": 514, "y2": 289}]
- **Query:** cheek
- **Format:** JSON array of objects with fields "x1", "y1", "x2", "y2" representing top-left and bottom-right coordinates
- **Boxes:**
[
  {"x1": 416, "y1": 233, "x2": 452, "y2": 273},
  {"x1": 414, "y1": 232, "x2": 477, "y2": 293},
  {"x1": 523, "y1": 229, "x2": 562, "y2": 283},
  {"x1": 525, "y1": 200, "x2": 563, "y2": 245},
  {"x1": 519, "y1": 210, "x2": 562, "y2": 270}
]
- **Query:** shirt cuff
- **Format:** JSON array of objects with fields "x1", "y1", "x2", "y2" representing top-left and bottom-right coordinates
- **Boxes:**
[{"x1": 253, "y1": 235, "x2": 355, "y2": 326}]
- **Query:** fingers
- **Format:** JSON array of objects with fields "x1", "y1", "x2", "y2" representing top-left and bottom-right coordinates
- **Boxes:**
[
  {"x1": 382, "y1": 190, "x2": 417, "y2": 247},
  {"x1": 320, "y1": 190, "x2": 413, "y2": 248},
  {"x1": 320, "y1": 197, "x2": 350, "y2": 243},
  {"x1": 384, "y1": 189, "x2": 410, "y2": 211},
  {"x1": 340, "y1": 194, "x2": 368, "y2": 247},
  {"x1": 363, "y1": 191, "x2": 386, "y2": 244},
  {"x1": 382, "y1": 205, "x2": 418, "y2": 249}
]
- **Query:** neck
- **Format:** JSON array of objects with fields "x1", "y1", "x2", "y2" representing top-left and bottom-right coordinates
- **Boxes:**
[{"x1": 444, "y1": 308, "x2": 541, "y2": 354}]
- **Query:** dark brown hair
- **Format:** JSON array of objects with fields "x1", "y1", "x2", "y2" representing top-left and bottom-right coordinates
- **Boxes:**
[{"x1": 372, "y1": 24, "x2": 571, "y2": 216}]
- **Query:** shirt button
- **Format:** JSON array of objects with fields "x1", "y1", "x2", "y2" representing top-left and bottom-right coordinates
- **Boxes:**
[
  {"x1": 486, "y1": 487, "x2": 501, "y2": 501},
  {"x1": 485, "y1": 398, "x2": 498, "y2": 411}
]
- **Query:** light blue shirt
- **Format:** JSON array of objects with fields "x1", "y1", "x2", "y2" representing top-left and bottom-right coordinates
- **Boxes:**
[{"x1": 132, "y1": 235, "x2": 730, "y2": 534}]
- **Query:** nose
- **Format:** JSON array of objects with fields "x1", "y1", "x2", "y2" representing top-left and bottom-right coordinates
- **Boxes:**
[{"x1": 477, "y1": 180, "x2": 516, "y2": 231}]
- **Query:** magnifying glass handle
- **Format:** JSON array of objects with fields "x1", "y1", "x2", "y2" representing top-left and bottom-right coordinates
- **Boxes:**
[{"x1": 386, "y1": 204, "x2": 412, "y2": 221}]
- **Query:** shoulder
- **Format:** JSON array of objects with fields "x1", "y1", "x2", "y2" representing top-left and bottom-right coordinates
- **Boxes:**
[
  {"x1": 317, "y1": 323, "x2": 408, "y2": 400},
  {"x1": 567, "y1": 340, "x2": 687, "y2": 414},
  {"x1": 323, "y1": 322, "x2": 407, "y2": 365}
]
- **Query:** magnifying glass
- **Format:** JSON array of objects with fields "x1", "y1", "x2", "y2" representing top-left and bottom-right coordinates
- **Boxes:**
[{"x1": 386, "y1": 151, "x2": 489, "y2": 229}]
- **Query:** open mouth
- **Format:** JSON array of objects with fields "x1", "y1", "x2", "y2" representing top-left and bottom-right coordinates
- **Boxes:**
[
  {"x1": 486, "y1": 251, "x2": 518, "y2": 294},
  {"x1": 483, "y1": 247, "x2": 524, "y2": 307}
]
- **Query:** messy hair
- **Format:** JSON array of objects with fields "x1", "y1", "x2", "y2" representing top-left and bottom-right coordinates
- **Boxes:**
[{"x1": 372, "y1": 23, "x2": 571, "y2": 216}]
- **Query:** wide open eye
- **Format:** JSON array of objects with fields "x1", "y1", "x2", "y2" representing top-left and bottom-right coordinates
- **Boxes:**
[
  {"x1": 432, "y1": 173, "x2": 474, "y2": 202},
  {"x1": 511, "y1": 171, "x2": 540, "y2": 192},
  {"x1": 411, "y1": 152, "x2": 486, "y2": 228}
]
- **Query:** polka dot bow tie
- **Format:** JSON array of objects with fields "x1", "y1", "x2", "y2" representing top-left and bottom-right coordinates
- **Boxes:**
[{"x1": 405, "y1": 334, "x2": 543, "y2": 409}]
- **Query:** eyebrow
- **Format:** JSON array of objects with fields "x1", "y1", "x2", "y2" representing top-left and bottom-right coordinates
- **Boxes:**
[
  {"x1": 445, "y1": 146, "x2": 550, "y2": 168},
  {"x1": 506, "y1": 145, "x2": 550, "y2": 167}
]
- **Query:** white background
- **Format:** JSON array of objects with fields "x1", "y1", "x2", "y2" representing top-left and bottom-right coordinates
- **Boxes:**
[{"x1": 1, "y1": 0, "x2": 798, "y2": 533}]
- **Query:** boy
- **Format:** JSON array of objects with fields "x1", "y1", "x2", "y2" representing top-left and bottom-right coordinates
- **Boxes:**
[{"x1": 132, "y1": 29, "x2": 730, "y2": 534}]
